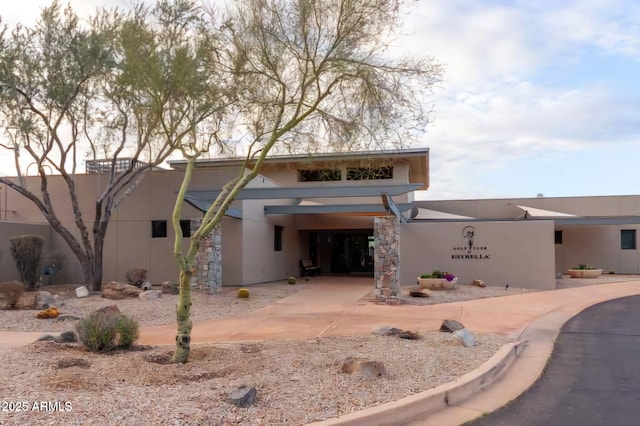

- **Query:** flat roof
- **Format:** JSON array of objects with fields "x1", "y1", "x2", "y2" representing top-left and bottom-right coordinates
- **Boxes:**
[{"x1": 168, "y1": 147, "x2": 429, "y2": 169}]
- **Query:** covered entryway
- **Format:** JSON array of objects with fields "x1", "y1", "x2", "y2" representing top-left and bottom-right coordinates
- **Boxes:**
[{"x1": 300, "y1": 229, "x2": 374, "y2": 277}]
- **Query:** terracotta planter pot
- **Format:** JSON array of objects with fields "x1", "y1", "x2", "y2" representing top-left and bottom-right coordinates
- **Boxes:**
[
  {"x1": 417, "y1": 277, "x2": 457, "y2": 290},
  {"x1": 567, "y1": 269, "x2": 602, "y2": 278}
]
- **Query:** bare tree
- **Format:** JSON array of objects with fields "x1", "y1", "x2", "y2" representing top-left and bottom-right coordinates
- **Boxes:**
[
  {"x1": 0, "y1": 0, "x2": 225, "y2": 290},
  {"x1": 170, "y1": 0, "x2": 442, "y2": 363}
]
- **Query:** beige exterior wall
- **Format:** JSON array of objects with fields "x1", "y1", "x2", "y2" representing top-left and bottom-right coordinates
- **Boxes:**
[
  {"x1": 0, "y1": 222, "x2": 52, "y2": 283},
  {"x1": 555, "y1": 225, "x2": 640, "y2": 274},
  {"x1": 400, "y1": 221, "x2": 556, "y2": 289}
]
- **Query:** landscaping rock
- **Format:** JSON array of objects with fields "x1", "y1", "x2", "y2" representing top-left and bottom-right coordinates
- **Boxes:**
[
  {"x1": 36, "y1": 331, "x2": 77, "y2": 343},
  {"x1": 225, "y1": 385, "x2": 257, "y2": 408},
  {"x1": 96, "y1": 305, "x2": 121, "y2": 316},
  {"x1": 56, "y1": 314, "x2": 81, "y2": 322},
  {"x1": 409, "y1": 288, "x2": 431, "y2": 297},
  {"x1": 439, "y1": 319, "x2": 465, "y2": 333},
  {"x1": 372, "y1": 326, "x2": 403, "y2": 336},
  {"x1": 452, "y1": 328, "x2": 476, "y2": 347},
  {"x1": 398, "y1": 331, "x2": 420, "y2": 340},
  {"x1": 34, "y1": 291, "x2": 63, "y2": 309},
  {"x1": 139, "y1": 290, "x2": 162, "y2": 301},
  {"x1": 37, "y1": 334, "x2": 56, "y2": 342},
  {"x1": 75, "y1": 286, "x2": 89, "y2": 298},
  {"x1": 102, "y1": 282, "x2": 142, "y2": 300},
  {"x1": 340, "y1": 357, "x2": 386, "y2": 378},
  {"x1": 55, "y1": 331, "x2": 78, "y2": 343},
  {"x1": 141, "y1": 281, "x2": 153, "y2": 291},
  {"x1": 161, "y1": 281, "x2": 179, "y2": 295},
  {"x1": 471, "y1": 279, "x2": 486, "y2": 288}
]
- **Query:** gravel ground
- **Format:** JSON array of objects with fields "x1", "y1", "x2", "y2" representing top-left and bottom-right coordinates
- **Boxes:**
[
  {"x1": 0, "y1": 332, "x2": 510, "y2": 425},
  {"x1": 7, "y1": 276, "x2": 630, "y2": 425}
]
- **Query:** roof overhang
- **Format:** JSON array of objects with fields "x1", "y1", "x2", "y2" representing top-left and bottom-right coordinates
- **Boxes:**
[
  {"x1": 186, "y1": 183, "x2": 422, "y2": 201},
  {"x1": 264, "y1": 202, "x2": 415, "y2": 215}
]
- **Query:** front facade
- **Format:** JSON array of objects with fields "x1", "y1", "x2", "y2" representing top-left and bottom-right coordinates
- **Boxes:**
[{"x1": 1, "y1": 147, "x2": 639, "y2": 291}]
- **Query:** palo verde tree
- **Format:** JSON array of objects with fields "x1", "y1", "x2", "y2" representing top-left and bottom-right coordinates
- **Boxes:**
[
  {"x1": 170, "y1": 0, "x2": 443, "y2": 363},
  {"x1": 0, "y1": 1, "x2": 224, "y2": 290}
]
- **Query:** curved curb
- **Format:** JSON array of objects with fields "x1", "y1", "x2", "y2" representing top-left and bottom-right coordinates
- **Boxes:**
[{"x1": 308, "y1": 340, "x2": 525, "y2": 426}]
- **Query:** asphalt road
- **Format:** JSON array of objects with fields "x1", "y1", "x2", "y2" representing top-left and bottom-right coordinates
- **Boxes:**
[{"x1": 469, "y1": 295, "x2": 640, "y2": 426}]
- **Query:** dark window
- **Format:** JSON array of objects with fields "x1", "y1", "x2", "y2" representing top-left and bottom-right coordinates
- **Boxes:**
[
  {"x1": 180, "y1": 220, "x2": 191, "y2": 238},
  {"x1": 274, "y1": 225, "x2": 283, "y2": 251},
  {"x1": 151, "y1": 220, "x2": 167, "y2": 238},
  {"x1": 621, "y1": 229, "x2": 636, "y2": 250},
  {"x1": 298, "y1": 169, "x2": 342, "y2": 182},
  {"x1": 554, "y1": 230, "x2": 563, "y2": 244},
  {"x1": 346, "y1": 166, "x2": 393, "y2": 180}
]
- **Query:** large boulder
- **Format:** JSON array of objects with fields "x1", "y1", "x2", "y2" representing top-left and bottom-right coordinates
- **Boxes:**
[
  {"x1": 75, "y1": 286, "x2": 89, "y2": 298},
  {"x1": 161, "y1": 281, "x2": 179, "y2": 295},
  {"x1": 225, "y1": 385, "x2": 257, "y2": 408},
  {"x1": 471, "y1": 279, "x2": 486, "y2": 288},
  {"x1": 452, "y1": 329, "x2": 476, "y2": 347},
  {"x1": 410, "y1": 288, "x2": 431, "y2": 298},
  {"x1": 439, "y1": 319, "x2": 465, "y2": 333},
  {"x1": 340, "y1": 357, "x2": 387, "y2": 378},
  {"x1": 102, "y1": 282, "x2": 142, "y2": 300},
  {"x1": 96, "y1": 305, "x2": 121, "y2": 315}
]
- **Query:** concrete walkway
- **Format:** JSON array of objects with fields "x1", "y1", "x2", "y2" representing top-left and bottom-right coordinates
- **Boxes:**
[{"x1": 140, "y1": 277, "x2": 640, "y2": 346}]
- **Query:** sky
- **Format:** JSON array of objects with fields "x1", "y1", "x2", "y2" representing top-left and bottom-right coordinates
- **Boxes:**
[{"x1": 2, "y1": 0, "x2": 640, "y2": 200}]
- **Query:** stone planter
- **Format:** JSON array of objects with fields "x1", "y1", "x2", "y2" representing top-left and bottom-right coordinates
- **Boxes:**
[
  {"x1": 417, "y1": 277, "x2": 457, "y2": 290},
  {"x1": 567, "y1": 269, "x2": 602, "y2": 278}
]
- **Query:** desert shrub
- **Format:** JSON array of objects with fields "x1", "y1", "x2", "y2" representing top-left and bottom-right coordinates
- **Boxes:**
[
  {"x1": 237, "y1": 288, "x2": 250, "y2": 298},
  {"x1": 287, "y1": 276, "x2": 297, "y2": 285},
  {"x1": 115, "y1": 315, "x2": 139, "y2": 349},
  {"x1": 10, "y1": 234, "x2": 44, "y2": 290},
  {"x1": 125, "y1": 268, "x2": 148, "y2": 287},
  {"x1": 0, "y1": 280, "x2": 24, "y2": 309},
  {"x1": 76, "y1": 311, "x2": 140, "y2": 352}
]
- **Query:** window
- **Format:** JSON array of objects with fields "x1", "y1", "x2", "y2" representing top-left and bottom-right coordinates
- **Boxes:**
[
  {"x1": 621, "y1": 229, "x2": 636, "y2": 250},
  {"x1": 274, "y1": 225, "x2": 283, "y2": 251},
  {"x1": 297, "y1": 169, "x2": 342, "y2": 182},
  {"x1": 554, "y1": 230, "x2": 563, "y2": 244},
  {"x1": 346, "y1": 166, "x2": 393, "y2": 180},
  {"x1": 151, "y1": 220, "x2": 167, "y2": 238},
  {"x1": 180, "y1": 220, "x2": 191, "y2": 238}
]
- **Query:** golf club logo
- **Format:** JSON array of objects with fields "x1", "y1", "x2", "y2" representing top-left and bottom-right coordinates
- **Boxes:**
[{"x1": 452, "y1": 226, "x2": 490, "y2": 259}]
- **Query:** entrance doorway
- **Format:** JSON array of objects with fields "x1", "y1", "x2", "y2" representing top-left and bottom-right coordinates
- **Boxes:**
[{"x1": 302, "y1": 229, "x2": 374, "y2": 276}]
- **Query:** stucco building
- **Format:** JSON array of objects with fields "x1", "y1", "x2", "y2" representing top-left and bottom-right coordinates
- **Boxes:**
[{"x1": 1, "y1": 147, "x2": 639, "y2": 291}]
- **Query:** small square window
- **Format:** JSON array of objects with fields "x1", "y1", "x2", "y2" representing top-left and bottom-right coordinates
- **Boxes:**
[
  {"x1": 151, "y1": 220, "x2": 167, "y2": 238},
  {"x1": 554, "y1": 230, "x2": 563, "y2": 244},
  {"x1": 274, "y1": 225, "x2": 283, "y2": 251},
  {"x1": 621, "y1": 229, "x2": 636, "y2": 250},
  {"x1": 180, "y1": 220, "x2": 191, "y2": 238}
]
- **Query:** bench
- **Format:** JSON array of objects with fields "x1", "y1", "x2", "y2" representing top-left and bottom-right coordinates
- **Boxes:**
[{"x1": 300, "y1": 259, "x2": 321, "y2": 277}]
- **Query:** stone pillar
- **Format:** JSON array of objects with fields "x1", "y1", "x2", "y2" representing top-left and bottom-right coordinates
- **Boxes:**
[
  {"x1": 192, "y1": 219, "x2": 222, "y2": 294},
  {"x1": 374, "y1": 216, "x2": 400, "y2": 302}
]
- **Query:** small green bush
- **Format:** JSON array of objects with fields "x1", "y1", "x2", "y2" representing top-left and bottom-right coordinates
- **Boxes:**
[
  {"x1": 10, "y1": 234, "x2": 44, "y2": 290},
  {"x1": 431, "y1": 270, "x2": 443, "y2": 279},
  {"x1": 115, "y1": 315, "x2": 139, "y2": 349},
  {"x1": 237, "y1": 288, "x2": 250, "y2": 298},
  {"x1": 419, "y1": 274, "x2": 432, "y2": 279},
  {"x1": 75, "y1": 311, "x2": 139, "y2": 352},
  {"x1": 287, "y1": 276, "x2": 297, "y2": 285},
  {"x1": 0, "y1": 281, "x2": 24, "y2": 309}
]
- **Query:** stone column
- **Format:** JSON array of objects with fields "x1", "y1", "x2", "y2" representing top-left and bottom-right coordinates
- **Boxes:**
[
  {"x1": 374, "y1": 216, "x2": 400, "y2": 302},
  {"x1": 192, "y1": 219, "x2": 222, "y2": 294}
]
